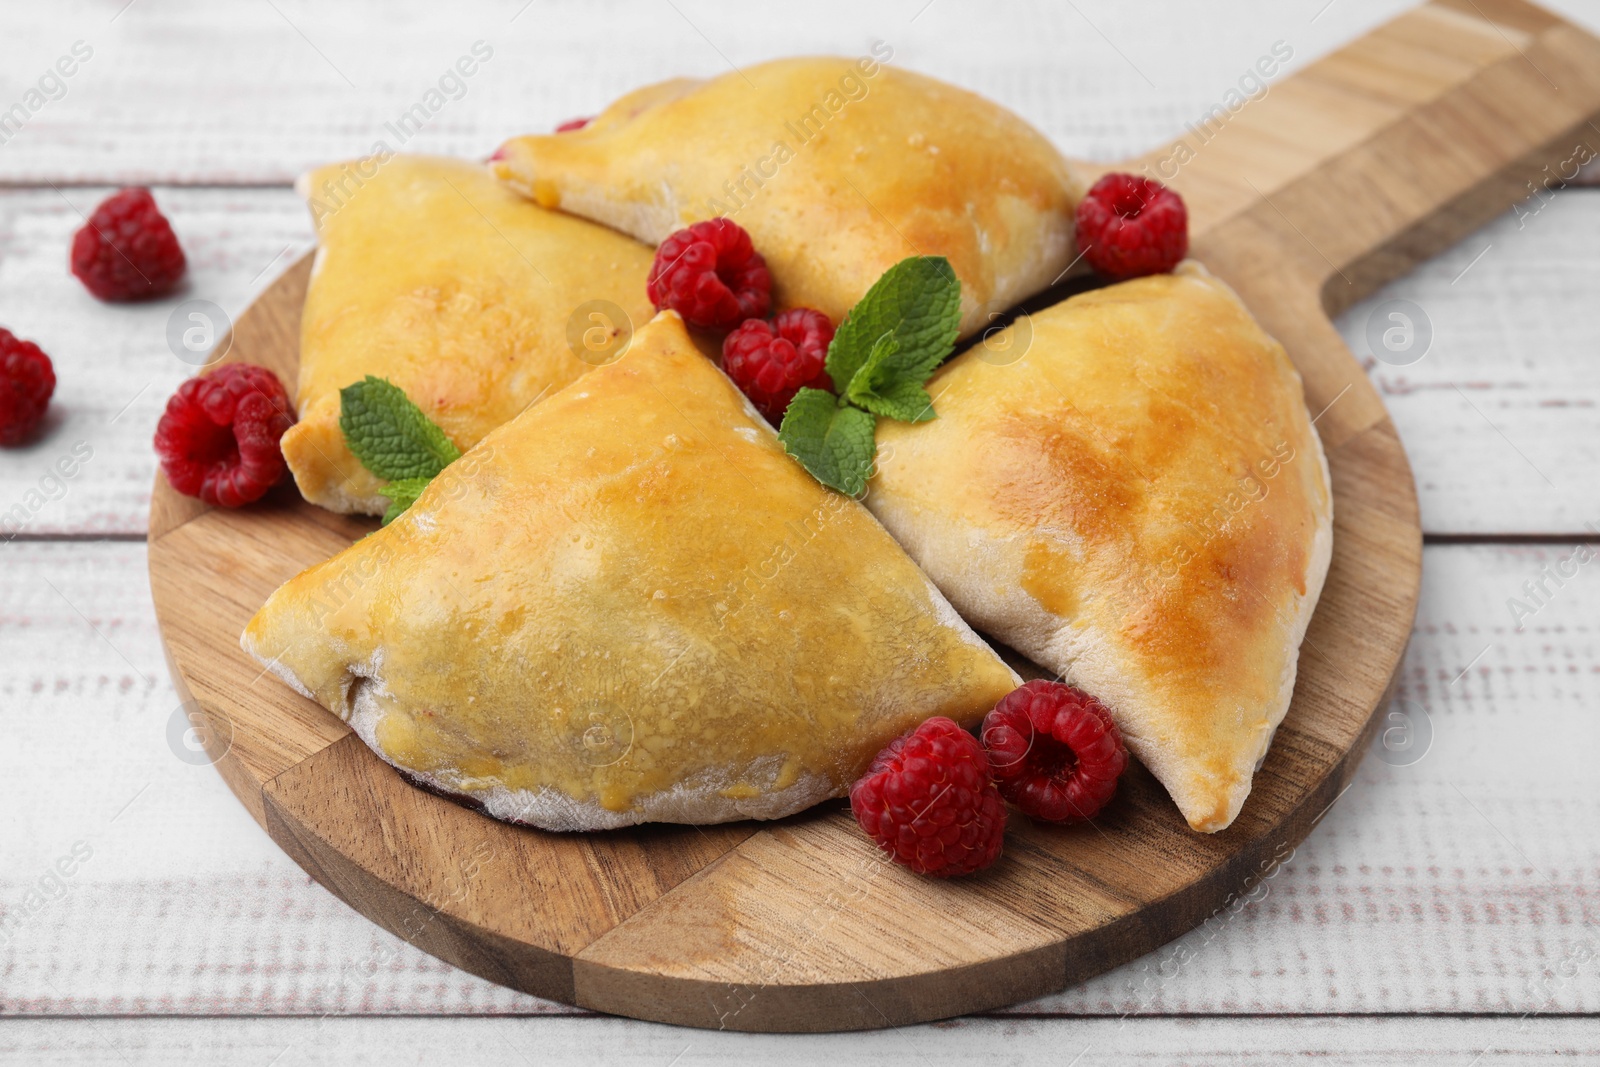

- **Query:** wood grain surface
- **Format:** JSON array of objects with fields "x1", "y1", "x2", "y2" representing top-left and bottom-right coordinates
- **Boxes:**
[
  {"x1": 147, "y1": 272, "x2": 1425, "y2": 1028},
  {"x1": 141, "y1": 0, "x2": 1600, "y2": 1032},
  {"x1": 9, "y1": 541, "x2": 1597, "y2": 1018},
  {"x1": 148, "y1": 315, "x2": 1408, "y2": 1028},
  {"x1": 6, "y1": 0, "x2": 1600, "y2": 1059}
]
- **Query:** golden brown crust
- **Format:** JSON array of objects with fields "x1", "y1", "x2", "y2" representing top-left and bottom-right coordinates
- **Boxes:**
[
  {"x1": 244, "y1": 312, "x2": 1019, "y2": 830},
  {"x1": 285, "y1": 154, "x2": 657, "y2": 514},
  {"x1": 491, "y1": 57, "x2": 1083, "y2": 338},
  {"x1": 866, "y1": 263, "x2": 1333, "y2": 832}
]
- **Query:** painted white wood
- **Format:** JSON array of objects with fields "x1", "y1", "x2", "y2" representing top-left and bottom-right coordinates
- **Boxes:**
[
  {"x1": 4, "y1": 186, "x2": 1598, "y2": 537},
  {"x1": 4, "y1": 0, "x2": 1600, "y2": 1052},
  {"x1": 2, "y1": 543, "x2": 1596, "y2": 1018},
  {"x1": 1332, "y1": 191, "x2": 1600, "y2": 535},
  {"x1": 0, "y1": 540, "x2": 551, "y2": 1017},
  {"x1": 1027, "y1": 540, "x2": 1600, "y2": 1016},
  {"x1": 0, "y1": 0, "x2": 1454, "y2": 184},
  {"x1": 0, "y1": 187, "x2": 310, "y2": 538},
  {"x1": 2, "y1": 0, "x2": 1598, "y2": 536},
  {"x1": 2, "y1": 1014, "x2": 1599, "y2": 1066}
]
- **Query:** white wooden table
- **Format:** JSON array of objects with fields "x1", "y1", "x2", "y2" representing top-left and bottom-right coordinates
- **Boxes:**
[{"x1": 4, "y1": 1, "x2": 1599, "y2": 1062}]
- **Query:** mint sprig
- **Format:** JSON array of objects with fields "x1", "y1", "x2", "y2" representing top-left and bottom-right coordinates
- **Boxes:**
[
  {"x1": 779, "y1": 256, "x2": 960, "y2": 493},
  {"x1": 846, "y1": 332, "x2": 937, "y2": 423},
  {"x1": 339, "y1": 376, "x2": 461, "y2": 525},
  {"x1": 340, "y1": 376, "x2": 461, "y2": 480},
  {"x1": 825, "y1": 255, "x2": 960, "y2": 395},
  {"x1": 375, "y1": 476, "x2": 433, "y2": 527},
  {"x1": 776, "y1": 389, "x2": 878, "y2": 496}
]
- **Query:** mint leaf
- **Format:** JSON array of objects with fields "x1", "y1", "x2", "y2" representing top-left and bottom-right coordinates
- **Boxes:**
[
  {"x1": 339, "y1": 377, "x2": 464, "y2": 525},
  {"x1": 777, "y1": 389, "x2": 877, "y2": 496},
  {"x1": 825, "y1": 256, "x2": 961, "y2": 397},
  {"x1": 850, "y1": 377, "x2": 937, "y2": 423},
  {"x1": 770, "y1": 257, "x2": 961, "y2": 494},
  {"x1": 339, "y1": 376, "x2": 461, "y2": 482},
  {"x1": 376, "y1": 476, "x2": 432, "y2": 526},
  {"x1": 844, "y1": 331, "x2": 938, "y2": 423}
]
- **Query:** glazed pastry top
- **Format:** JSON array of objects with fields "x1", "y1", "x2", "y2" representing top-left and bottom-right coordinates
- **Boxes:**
[
  {"x1": 492, "y1": 57, "x2": 1083, "y2": 340},
  {"x1": 283, "y1": 154, "x2": 656, "y2": 514},
  {"x1": 867, "y1": 263, "x2": 1334, "y2": 832},
  {"x1": 244, "y1": 312, "x2": 1019, "y2": 828}
]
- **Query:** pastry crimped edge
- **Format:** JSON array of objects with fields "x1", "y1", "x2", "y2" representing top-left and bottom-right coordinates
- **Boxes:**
[
  {"x1": 244, "y1": 631, "x2": 832, "y2": 829},
  {"x1": 243, "y1": 565, "x2": 1011, "y2": 832}
]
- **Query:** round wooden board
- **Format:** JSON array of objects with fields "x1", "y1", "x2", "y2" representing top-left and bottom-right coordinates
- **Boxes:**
[{"x1": 148, "y1": 1, "x2": 1600, "y2": 1031}]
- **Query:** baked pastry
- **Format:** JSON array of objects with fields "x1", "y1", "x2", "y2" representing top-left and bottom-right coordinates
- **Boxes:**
[
  {"x1": 243, "y1": 311, "x2": 1018, "y2": 830},
  {"x1": 491, "y1": 57, "x2": 1083, "y2": 339},
  {"x1": 866, "y1": 263, "x2": 1333, "y2": 832},
  {"x1": 282, "y1": 154, "x2": 656, "y2": 514}
]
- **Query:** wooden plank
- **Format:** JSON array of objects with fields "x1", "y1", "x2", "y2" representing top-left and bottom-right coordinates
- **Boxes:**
[
  {"x1": 2, "y1": 186, "x2": 1598, "y2": 538},
  {"x1": 0, "y1": 186, "x2": 309, "y2": 538},
  {"x1": 0, "y1": 0, "x2": 1449, "y2": 185},
  {"x1": 4, "y1": 543, "x2": 1595, "y2": 1017},
  {"x1": 13, "y1": 1, "x2": 1592, "y2": 191},
  {"x1": 147, "y1": 500, "x2": 360, "y2": 825},
  {"x1": 0, "y1": 539, "x2": 560, "y2": 1019},
  {"x1": 1330, "y1": 184, "x2": 1600, "y2": 534},
  {"x1": 262, "y1": 734, "x2": 755, "y2": 1007},
  {"x1": 1, "y1": 1014, "x2": 1599, "y2": 1065},
  {"x1": 0, "y1": 0, "x2": 1591, "y2": 200}
]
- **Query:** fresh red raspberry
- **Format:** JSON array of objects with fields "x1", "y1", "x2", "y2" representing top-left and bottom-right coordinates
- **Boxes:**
[
  {"x1": 850, "y1": 716, "x2": 1007, "y2": 878},
  {"x1": 70, "y1": 187, "x2": 187, "y2": 302},
  {"x1": 981, "y1": 680, "x2": 1127, "y2": 824},
  {"x1": 0, "y1": 329, "x2": 56, "y2": 447},
  {"x1": 1074, "y1": 173, "x2": 1188, "y2": 280},
  {"x1": 721, "y1": 308, "x2": 835, "y2": 423},
  {"x1": 646, "y1": 218, "x2": 771, "y2": 331},
  {"x1": 154, "y1": 363, "x2": 296, "y2": 508},
  {"x1": 555, "y1": 116, "x2": 591, "y2": 132}
]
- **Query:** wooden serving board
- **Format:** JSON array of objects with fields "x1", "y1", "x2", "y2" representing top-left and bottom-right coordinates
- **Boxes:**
[{"x1": 147, "y1": 0, "x2": 1600, "y2": 1032}]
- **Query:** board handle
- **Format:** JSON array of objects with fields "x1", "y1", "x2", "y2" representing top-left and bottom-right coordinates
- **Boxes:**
[
  {"x1": 1131, "y1": 0, "x2": 1600, "y2": 298},
  {"x1": 1112, "y1": 0, "x2": 1600, "y2": 447}
]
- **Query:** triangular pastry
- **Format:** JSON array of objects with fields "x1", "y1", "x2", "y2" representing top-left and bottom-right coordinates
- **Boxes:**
[
  {"x1": 282, "y1": 154, "x2": 657, "y2": 515},
  {"x1": 866, "y1": 263, "x2": 1333, "y2": 832},
  {"x1": 491, "y1": 57, "x2": 1083, "y2": 339},
  {"x1": 243, "y1": 311, "x2": 1019, "y2": 830}
]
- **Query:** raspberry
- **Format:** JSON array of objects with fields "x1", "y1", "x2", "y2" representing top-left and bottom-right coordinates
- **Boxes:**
[
  {"x1": 70, "y1": 188, "x2": 187, "y2": 302},
  {"x1": 646, "y1": 218, "x2": 771, "y2": 331},
  {"x1": 555, "y1": 117, "x2": 591, "y2": 132},
  {"x1": 722, "y1": 309, "x2": 835, "y2": 423},
  {"x1": 1074, "y1": 173, "x2": 1188, "y2": 280},
  {"x1": 0, "y1": 329, "x2": 56, "y2": 447},
  {"x1": 154, "y1": 363, "x2": 296, "y2": 508},
  {"x1": 981, "y1": 680, "x2": 1127, "y2": 824},
  {"x1": 850, "y1": 716, "x2": 1007, "y2": 878}
]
